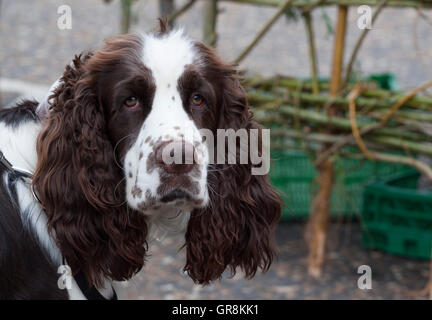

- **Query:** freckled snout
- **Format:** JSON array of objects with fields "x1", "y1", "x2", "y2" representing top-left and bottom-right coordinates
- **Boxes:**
[{"x1": 155, "y1": 140, "x2": 197, "y2": 175}]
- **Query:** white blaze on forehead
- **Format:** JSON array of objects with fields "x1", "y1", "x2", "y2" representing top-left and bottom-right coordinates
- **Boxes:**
[
  {"x1": 139, "y1": 29, "x2": 198, "y2": 131},
  {"x1": 141, "y1": 29, "x2": 195, "y2": 88}
]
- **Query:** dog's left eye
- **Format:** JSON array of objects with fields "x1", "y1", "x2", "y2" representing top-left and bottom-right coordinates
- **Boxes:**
[
  {"x1": 124, "y1": 96, "x2": 139, "y2": 109},
  {"x1": 191, "y1": 94, "x2": 204, "y2": 107}
]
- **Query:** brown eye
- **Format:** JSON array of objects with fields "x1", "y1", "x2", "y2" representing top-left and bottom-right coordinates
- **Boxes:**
[
  {"x1": 124, "y1": 96, "x2": 138, "y2": 108},
  {"x1": 191, "y1": 94, "x2": 204, "y2": 106}
]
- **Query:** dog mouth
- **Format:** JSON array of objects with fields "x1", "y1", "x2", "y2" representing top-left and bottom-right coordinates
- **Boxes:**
[
  {"x1": 134, "y1": 187, "x2": 205, "y2": 215},
  {"x1": 159, "y1": 188, "x2": 204, "y2": 208},
  {"x1": 160, "y1": 189, "x2": 191, "y2": 203}
]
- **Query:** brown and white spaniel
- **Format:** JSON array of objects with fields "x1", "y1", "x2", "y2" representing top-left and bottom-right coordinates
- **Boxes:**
[{"x1": 0, "y1": 21, "x2": 281, "y2": 299}]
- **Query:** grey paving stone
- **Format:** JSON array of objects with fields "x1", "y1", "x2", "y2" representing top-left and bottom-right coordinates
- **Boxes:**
[{"x1": 0, "y1": 1, "x2": 431, "y2": 88}]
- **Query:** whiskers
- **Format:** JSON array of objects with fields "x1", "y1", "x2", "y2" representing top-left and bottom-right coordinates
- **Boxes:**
[
  {"x1": 113, "y1": 133, "x2": 138, "y2": 170},
  {"x1": 148, "y1": 209, "x2": 190, "y2": 243},
  {"x1": 111, "y1": 176, "x2": 128, "y2": 207}
]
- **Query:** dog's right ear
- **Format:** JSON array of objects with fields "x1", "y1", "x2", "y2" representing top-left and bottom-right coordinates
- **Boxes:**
[{"x1": 33, "y1": 52, "x2": 149, "y2": 287}]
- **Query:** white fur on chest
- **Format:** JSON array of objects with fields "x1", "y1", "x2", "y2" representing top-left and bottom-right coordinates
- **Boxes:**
[{"x1": 0, "y1": 119, "x2": 117, "y2": 300}]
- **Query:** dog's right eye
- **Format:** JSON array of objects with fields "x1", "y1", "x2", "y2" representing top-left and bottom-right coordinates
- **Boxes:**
[
  {"x1": 190, "y1": 94, "x2": 205, "y2": 107},
  {"x1": 124, "y1": 97, "x2": 139, "y2": 109}
]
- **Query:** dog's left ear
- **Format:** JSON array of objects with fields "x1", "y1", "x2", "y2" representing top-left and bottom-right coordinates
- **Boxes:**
[{"x1": 184, "y1": 44, "x2": 282, "y2": 284}]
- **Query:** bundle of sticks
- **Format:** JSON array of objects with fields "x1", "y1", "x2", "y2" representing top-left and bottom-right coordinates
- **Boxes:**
[{"x1": 245, "y1": 76, "x2": 432, "y2": 180}]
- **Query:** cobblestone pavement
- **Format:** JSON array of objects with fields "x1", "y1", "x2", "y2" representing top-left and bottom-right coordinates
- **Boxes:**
[
  {"x1": 1, "y1": 1, "x2": 432, "y2": 88},
  {"x1": 1, "y1": 1, "x2": 431, "y2": 300},
  {"x1": 118, "y1": 222, "x2": 430, "y2": 300}
]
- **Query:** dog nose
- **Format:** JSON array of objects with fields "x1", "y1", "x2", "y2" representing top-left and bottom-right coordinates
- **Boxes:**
[{"x1": 155, "y1": 140, "x2": 196, "y2": 174}]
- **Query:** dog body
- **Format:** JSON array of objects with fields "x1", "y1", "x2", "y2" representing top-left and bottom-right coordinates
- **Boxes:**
[
  {"x1": 0, "y1": 102, "x2": 118, "y2": 299},
  {"x1": 0, "y1": 25, "x2": 281, "y2": 299}
]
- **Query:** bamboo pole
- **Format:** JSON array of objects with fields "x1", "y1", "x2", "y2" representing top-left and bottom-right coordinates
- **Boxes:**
[
  {"x1": 234, "y1": 0, "x2": 293, "y2": 64},
  {"x1": 329, "y1": 8, "x2": 348, "y2": 96},
  {"x1": 313, "y1": 79, "x2": 432, "y2": 165},
  {"x1": 249, "y1": 90, "x2": 432, "y2": 113},
  {"x1": 120, "y1": 0, "x2": 134, "y2": 34},
  {"x1": 203, "y1": 0, "x2": 219, "y2": 46},
  {"x1": 246, "y1": 77, "x2": 432, "y2": 110},
  {"x1": 303, "y1": 11, "x2": 320, "y2": 95},
  {"x1": 306, "y1": 5, "x2": 348, "y2": 279},
  {"x1": 220, "y1": 0, "x2": 432, "y2": 9},
  {"x1": 249, "y1": 89, "x2": 432, "y2": 112},
  {"x1": 272, "y1": 105, "x2": 432, "y2": 154}
]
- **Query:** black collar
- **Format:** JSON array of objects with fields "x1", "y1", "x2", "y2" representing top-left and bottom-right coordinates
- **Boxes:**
[
  {"x1": 74, "y1": 271, "x2": 118, "y2": 301},
  {"x1": 0, "y1": 150, "x2": 16, "y2": 174},
  {"x1": 0, "y1": 150, "x2": 34, "y2": 179}
]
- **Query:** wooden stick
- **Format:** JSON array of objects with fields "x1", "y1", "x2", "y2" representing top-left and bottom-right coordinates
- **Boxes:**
[
  {"x1": 274, "y1": 105, "x2": 432, "y2": 150},
  {"x1": 167, "y1": 0, "x2": 197, "y2": 26},
  {"x1": 348, "y1": 83, "x2": 375, "y2": 159},
  {"x1": 248, "y1": 88, "x2": 432, "y2": 112},
  {"x1": 234, "y1": 0, "x2": 293, "y2": 64},
  {"x1": 343, "y1": 0, "x2": 389, "y2": 86},
  {"x1": 306, "y1": 5, "x2": 348, "y2": 279},
  {"x1": 329, "y1": 7, "x2": 348, "y2": 96},
  {"x1": 313, "y1": 79, "x2": 432, "y2": 165},
  {"x1": 246, "y1": 77, "x2": 432, "y2": 110},
  {"x1": 303, "y1": 11, "x2": 320, "y2": 95},
  {"x1": 203, "y1": 0, "x2": 219, "y2": 46},
  {"x1": 221, "y1": 0, "x2": 432, "y2": 9},
  {"x1": 120, "y1": 0, "x2": 134, "y2": 34},
  {"x1": 348, "y1": 152, "x2": 432, "y2": 180},
  {"x1": 380, "y1": 79, "x2": 432, "y2": 124}
]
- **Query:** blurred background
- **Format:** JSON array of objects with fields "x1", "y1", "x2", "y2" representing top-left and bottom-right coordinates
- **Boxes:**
[{"x1": 1, "y1": 0, "x2": 432, "y2": 299}]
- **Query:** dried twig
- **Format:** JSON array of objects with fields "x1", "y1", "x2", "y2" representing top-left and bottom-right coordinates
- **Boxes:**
[
  {"x1": 380, "y1": 79, "x2": 432, "y2": 124},
  {"x1": 348, "y1": 83, "x2": 375, "y2": 160},
  {"x1": 220, "y1": 0, "x2": 432, "y2": 9},
  {"x1": 120, "y1": 0, "x2": 135, "y2": 34},
  {"x1": 234, "y1": 0, "x2": 293, "y2": 64},
  {"x1": 167, "y1": 0, "x2": 197, "y2": 26},
  {"x1": 343, "y1": 0, "x2": 389, "y2": 87},
  {"x1": 314, "y1": 79, "x2": 432, "y2": 166},
  {"x1": 349, "y1": 151, "x2": 432, "y2": 180},
  {"x1": 303, "y1": 11, "x2": 319, "y2": 95},
  {"x1": 203, "y1": 0, "x2": 219, "y2": 46}
]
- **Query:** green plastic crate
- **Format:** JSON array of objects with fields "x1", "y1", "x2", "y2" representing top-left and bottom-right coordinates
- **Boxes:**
[
  {"x1": 269, "y1": 150, "x2": 411, "y2": 220},
  {"x1": 361, "y1": 171, "x2": 432, "y2": 259}
]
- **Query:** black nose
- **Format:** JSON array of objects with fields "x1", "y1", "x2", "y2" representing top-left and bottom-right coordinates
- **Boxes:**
[{"x1": 155, "y1": 140, "x2": 196, "y2": 174}]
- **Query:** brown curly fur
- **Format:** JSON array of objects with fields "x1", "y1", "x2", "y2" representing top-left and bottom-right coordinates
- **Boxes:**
[
  {"x1": 184, "y1": 43, "x2": 282, "y2": 284},
  {"x1": 32, "y1": 51, "x2": 148, "y2": 287}
]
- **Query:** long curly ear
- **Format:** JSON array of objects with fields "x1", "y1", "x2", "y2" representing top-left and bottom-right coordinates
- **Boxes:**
[
  {"x1": 184, "y1": 47, "x2": 282, "y2": 284},
  {"x1": 33, "y1": 54, "x2": 148, "y2": 287}
]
